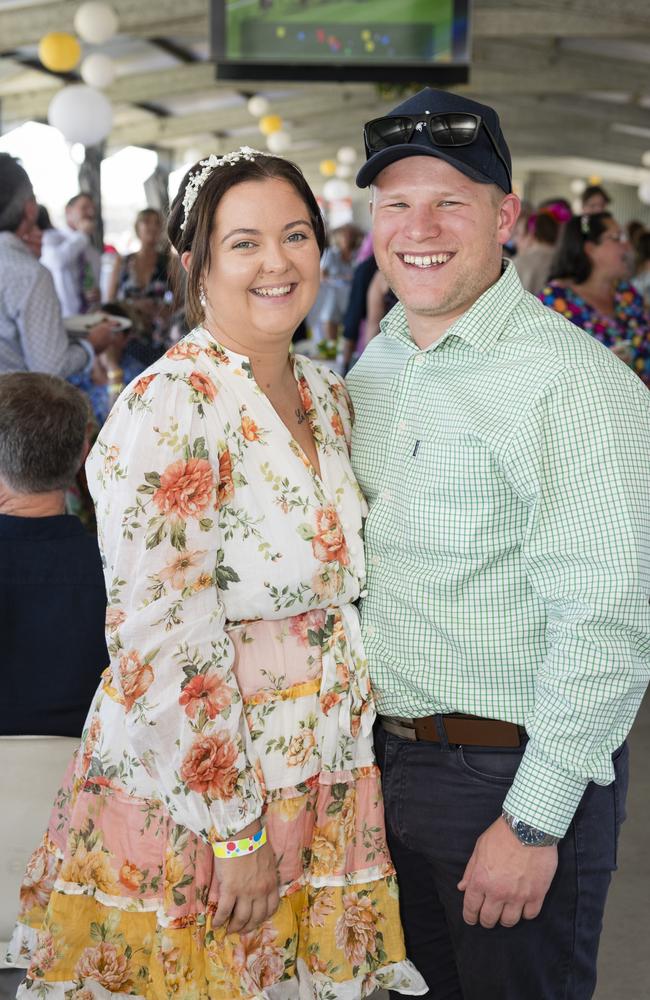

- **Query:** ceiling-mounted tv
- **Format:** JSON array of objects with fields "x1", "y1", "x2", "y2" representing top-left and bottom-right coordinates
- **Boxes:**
[{"x1": 211, "y1": 0, "x2": 471, "y2": 84}]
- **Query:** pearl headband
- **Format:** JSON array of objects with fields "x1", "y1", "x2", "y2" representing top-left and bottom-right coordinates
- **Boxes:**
[{"x1": 180, "y1": 146, "x2": 264, "y2": 231}]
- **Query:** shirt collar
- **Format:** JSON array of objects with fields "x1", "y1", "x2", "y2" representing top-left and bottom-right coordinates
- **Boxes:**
[
  {"x1": 0, "y1": 513, "x2": 86, "y2": 540},
  {"x1": 381, "y1": 258, "x2": 526, "y2": 354}
]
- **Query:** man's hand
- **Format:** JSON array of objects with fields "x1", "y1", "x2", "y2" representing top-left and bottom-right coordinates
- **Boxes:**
[
  {"x1": 457, "y1": 817, "x2": 558, "y2": 928},
  {"x1": 209, "y1": 821, "x2": 280, "y2": 935},
  {"x1": 87, "y1": 319, "x2": 119, "y2": 355}
]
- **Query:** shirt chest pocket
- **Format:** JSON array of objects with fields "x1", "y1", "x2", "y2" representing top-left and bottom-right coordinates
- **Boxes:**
[{"x1": 405, "y1": 436, "x2": 509, "y2": 557}]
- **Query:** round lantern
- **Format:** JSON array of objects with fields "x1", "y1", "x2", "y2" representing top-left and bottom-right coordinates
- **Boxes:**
[
  {"x1": 247, "y1": 95, "x2": 269, "y2": 117},
  {"x1": 38, "y1": 32, "x2": 81, "y2": 73},
  {"x1": 48, "y1": 84, "x2": 113, "y2": 146},
  {"x1": 641, "y1": 151, "x2": 650, "y2": 169},
  {"x1": 336, "y1": 146, "x2": 357, "y2": 165},
  {"x1": 259, "y1": 114, "x2": 283, "y2": 136},
  {"x1": 323, "y1": 178, "x2": 352, "y2": 200},
  {"x1": 335, "y1": 163, "x2": 353, "y2": 179},
  {"x1": 74, "y1": 2, "x2": 119, "y2": 44},
  {"x1": 638, "y1": 179, "x2": 650, "y2": 206},
  {"x1": 319, "y1": 159, "x2": 337, "y2": 177},
  {"x1": 80, "y1": 52, "x2": 116, "y2": 89},
  {"x1": 569, "y1": 178, "x2": 586, "y2": 195},
  {"x1": 266, "y1": 130, "x2": 292, "y2": 154}
]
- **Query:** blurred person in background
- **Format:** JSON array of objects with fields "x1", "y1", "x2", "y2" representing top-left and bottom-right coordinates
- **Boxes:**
[
  {"x1": 514, "y1": 210, "x2": 559, "y2": 293},
  {"x1": 41, "y1": 192, "x2": 102, "y2": 317},
  {"x1": 540, "y1": 212, "x2": 650, "y2": 385},
  {"x1": 0, "y1": 154, "x2": 115, "y2": 378},
  {"x1": 580, "y1": 184, "x2": 611, "y2": 216},
  {"x1": 632, "y1": 230, "x2": 650, "y2": 307},
  {"x1": 0, "y1": 372, "x2": 108, "y2": 738},
  {"x1": 106, "y1": 207, "x2": 173, "y2": 381},
  {"x1": 311, "y1": 223, "x2": 362, "y2": 349}
]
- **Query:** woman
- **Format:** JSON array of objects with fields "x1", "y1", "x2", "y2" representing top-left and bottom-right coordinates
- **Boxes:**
[
  {"x1": 8, "y1": 149, "x2": 426, "y2": 1000},
  {"x1": 539, "y1": 212, "x2": 650, "y2": 386},
  {"x1": 107, "y1": 207, "x2": 172, "y2": 379}
]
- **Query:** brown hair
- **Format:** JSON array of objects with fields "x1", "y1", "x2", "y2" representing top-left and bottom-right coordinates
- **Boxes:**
[
  {"x1": 135, "y1": 207, "x2": 163, "y2": 231},
  {"x1": 167, "y1": 153, "x2": 326, "y2": 329}
]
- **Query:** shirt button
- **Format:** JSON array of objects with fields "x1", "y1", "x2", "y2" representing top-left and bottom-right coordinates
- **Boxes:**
[
  {"x1": 397, "y1": 420, "x2": 407, "y2": 432},
  {"x1": 381, "y1": 489, "x2": 391, "y2": 502},
  {"x1": 370, "y1": 554, "x2": 381, "y2": 566},
  {"x1": 413, "y1": 354, "x2": 425, "y2": 365},
  {"x1": 366, "y1": 625, "x2": 376, "y2": 638}
]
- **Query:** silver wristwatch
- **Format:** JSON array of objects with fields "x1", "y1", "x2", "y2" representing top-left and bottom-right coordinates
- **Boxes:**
[{"x1": 501, "y1": 809, "x2": 561, "y2": 847}]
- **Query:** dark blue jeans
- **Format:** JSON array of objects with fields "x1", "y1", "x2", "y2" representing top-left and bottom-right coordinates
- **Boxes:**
[{"x1": 375, "y1": 723, "x2": 629, "y2": 1000}]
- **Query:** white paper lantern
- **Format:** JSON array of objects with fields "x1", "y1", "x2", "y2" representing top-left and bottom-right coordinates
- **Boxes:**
[
  {"x1": 74, "y1": 2, "x2": 118, "y2": 45},
  {"x1": 336, "y1": 146, "x2": 357, "y2": 165},
  {"x1": 48, "y1": 84, "x2": 113, "y2": 146},
  {"x1": 323, "y1": 178, "x2": 352, "y2": 201},
  {"x1": 638, "y1": 179, "x2": 650, "y2": 205},
  {"x1": 80, "y1": 52, "x2": 116, "y2": 88},
  {"x1": 247, "y1": 95, "x2": 269, "y2": 117},
  {"x1": 641, "y1": 151, "x2": 650, "y2": 169},
  {"x1": 569, "y1": 178, "x2": 586, "y2": 195},
  {"x1": 335, "y1": 163, "x2": 352, "y2": 179},
  {"x1": 266, "y1": 130, "x2": 292, "y2": 154}
]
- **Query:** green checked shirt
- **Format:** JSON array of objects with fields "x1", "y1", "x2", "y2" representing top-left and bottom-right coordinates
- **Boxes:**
[{"x1": 347, "y1": 260, "x2": 650, "y2": 837}]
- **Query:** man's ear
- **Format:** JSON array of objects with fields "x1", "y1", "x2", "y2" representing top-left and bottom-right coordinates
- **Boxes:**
[
  {"x1": 181, "y1": 251, "x2": 192, "y2": 273},
  {"x1": 497, "y1": 193, "x2": 521, "y2": 247}
]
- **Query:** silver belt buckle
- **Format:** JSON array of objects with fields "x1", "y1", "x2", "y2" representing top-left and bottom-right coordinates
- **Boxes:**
[{"x1": 379, "y1": 715, "x2": 417, "y2": 741}]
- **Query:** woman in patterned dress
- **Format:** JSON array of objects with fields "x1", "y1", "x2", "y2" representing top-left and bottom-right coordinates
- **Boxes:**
[{"x1": 7, "y1": 150, "x2": 426, "y2": 1000}]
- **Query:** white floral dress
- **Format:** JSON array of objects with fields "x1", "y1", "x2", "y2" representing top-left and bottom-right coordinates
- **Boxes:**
[{"x1": 8, "y1": 325, "x2": 426, "y2": 1000}]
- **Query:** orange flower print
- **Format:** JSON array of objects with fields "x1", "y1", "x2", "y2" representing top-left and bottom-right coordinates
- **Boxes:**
[
  {"x1": 241, "y1": 414, "x2": 262, "y2": 442},
  {"x1": 335, "y1": 891, "x2": 379, "y2": 967},
  {"x1": 119, "y1": 650, "x2": 154, "y2": 711},
  {"x1": 188, "y1": 371, "x2": 217, "y2": 400},
  {"x1": 153, "y1": 458, "x2": 214, "y2": 519},
  {"x1": 288, "y1": 609, "x2": 324, "y2": 647},
  {"x1": 320, "y1": 690, "x2": 342, "y2": 715},
  {"x1": 297, "y1": 376, "x2": 313, "y2": 414},
  {"x1": 233, "y1": 926, "x2": 284, "y2": 991},
  {"x1": 180, "y1": 731, "x2": 239, "y2": 799},
  {"x1": 158, "y1": 549, "x2": 207, "y2": 590},
  {"x1": 179, "y1": 668, "x2": 232, "y2": 720},
  {"x1": 309, "y1": 888, "x2": 336, "y2": 928},
  {"x1": 216, "y1": 448, "x2": 235, "y2": 508},
  {"x1": 286, "y1": 728, "x2": 316, "y2": 767},
  {"x1": 30, "y1": 930, "x2": 56, "y2": 975},
  {"x1": 166, "y1": 341, "x2": 202, "y2": 361},
  {"x1": 311, "y1": 566, "x2": 341, "y2": 601},
  {"x1": 331, "y1": 411, "x2": 345, "y2": 437},
  {"x1": 119, "y1": 860, "x2": 144, "y2": 891},
  {"x1": 20, "y1": 843, "x2": 55, "y2": 914},
  {"x1": 81, "y1": 715, "x2": 102, "y2": 775},
  {"x1": 311, "y1": 506, "x2": 349, "y2": 564},
  {"x1": 132, "y1": 373, "x2": 157, "y2": 396},
  {"x1": 76, "y1": 942, "x2": 132, "y2": 991},
  {"x1": 105, "y1": 606, "x2": 126, "y2": 632}
]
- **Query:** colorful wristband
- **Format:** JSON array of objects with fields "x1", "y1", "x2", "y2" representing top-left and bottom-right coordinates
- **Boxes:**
[{"x1": 212, "y1": 826, "x2": 267, "y2": 859}]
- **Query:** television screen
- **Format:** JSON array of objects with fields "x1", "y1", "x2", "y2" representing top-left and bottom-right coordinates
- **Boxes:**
[{"x1": 211, "y1": 0, "x2": 471, "y2": 84}]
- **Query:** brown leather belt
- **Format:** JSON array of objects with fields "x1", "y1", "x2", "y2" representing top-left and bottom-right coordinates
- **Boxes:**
[{"x1": 380, "y1": 713, "x2": 526, "y2": 748}]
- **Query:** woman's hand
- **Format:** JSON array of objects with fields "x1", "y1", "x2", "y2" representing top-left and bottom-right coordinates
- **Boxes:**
[{"x1": 210, "y1": 820, "x2": 280, "y2": 935}]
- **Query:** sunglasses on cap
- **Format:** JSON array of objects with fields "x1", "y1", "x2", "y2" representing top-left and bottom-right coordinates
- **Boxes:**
[{"x1": 363, "y1": 112, "x2": 512, "y2": 191}]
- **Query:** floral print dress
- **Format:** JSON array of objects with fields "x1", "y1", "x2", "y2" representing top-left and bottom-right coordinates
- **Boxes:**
[
  {"x1": 539, "y1": 280, "x2": 650, "y2": 386},
  {"x1": 7, "y1": 325, "x2": 426, "y2": 1000}
]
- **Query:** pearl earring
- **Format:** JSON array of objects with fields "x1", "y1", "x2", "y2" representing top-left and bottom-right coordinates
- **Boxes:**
[{"x1": 199, "y1": 284, "x2": 207, "y2": 308}]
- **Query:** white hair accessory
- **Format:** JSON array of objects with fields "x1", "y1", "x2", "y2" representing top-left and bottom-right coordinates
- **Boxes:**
[{"x1": 180, "y1": 146, "x2": 264, "y2": 231}]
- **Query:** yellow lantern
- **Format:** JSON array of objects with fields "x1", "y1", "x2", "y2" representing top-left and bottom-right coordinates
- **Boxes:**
[
  {"x1": 259, "y1": 114, "x2": 283, "y2": 136},
  {"x1": 319, "y1": 159, "x2": 337, "y2": 177},
  {"x1": 38, "y1": 32, "x2": 82, "y2": 73}
]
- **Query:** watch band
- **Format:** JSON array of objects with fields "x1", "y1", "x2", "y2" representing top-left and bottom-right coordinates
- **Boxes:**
[{"x1": 501, "y1": 809, "x2": 561, "y2": 847}]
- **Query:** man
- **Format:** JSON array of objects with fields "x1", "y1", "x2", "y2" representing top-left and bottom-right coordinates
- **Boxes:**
[
  {"x1": 347, "y1": 87, "x2": 650, "y2": 999},
  {"x1": 581, "y1": 183, "x2": 611, "y2": 215},
  {"x1": 0, "y1": 372, "x2": 108, "y2": 737},
  {"x1": 0, "y1": 154, "x2": 115, "y2": 376},
  {"x1": 41, "y1": 191, "x2": 102, "y2": 316}
]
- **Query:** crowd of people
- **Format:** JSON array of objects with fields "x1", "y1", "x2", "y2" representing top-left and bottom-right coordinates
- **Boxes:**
[{"x1": 1, "y1": 84, "x2": 649, "y2": 1000}]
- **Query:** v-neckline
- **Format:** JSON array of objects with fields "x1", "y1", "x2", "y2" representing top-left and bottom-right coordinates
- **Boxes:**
[{"x1": 202, "y1": 330, "x2": 327, "y2": 495}]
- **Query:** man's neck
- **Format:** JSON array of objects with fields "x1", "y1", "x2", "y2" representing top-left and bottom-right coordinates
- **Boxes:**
[{"x1": 0, "y1": 486, "x2": 66, "y2": 517}]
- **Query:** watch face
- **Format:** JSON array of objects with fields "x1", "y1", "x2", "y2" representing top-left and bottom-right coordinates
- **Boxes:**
[{"x1": 514, "y1": 820, "x2": 548, "y2": 846}]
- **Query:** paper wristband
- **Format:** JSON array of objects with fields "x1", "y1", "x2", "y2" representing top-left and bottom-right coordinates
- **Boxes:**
[{"x1": 212, "y1": 826, "x2": 267, "y2": 859}]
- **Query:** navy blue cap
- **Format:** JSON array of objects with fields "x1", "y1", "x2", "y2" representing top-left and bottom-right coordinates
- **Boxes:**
[{"x1": 356, "y1": 88, "x2": 512, "y2": 193}]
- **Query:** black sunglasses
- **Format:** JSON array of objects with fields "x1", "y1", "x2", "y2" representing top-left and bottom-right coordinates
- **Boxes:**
[{"x1": 364, "y1": 112, "x2": 512, "y2": 191}]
